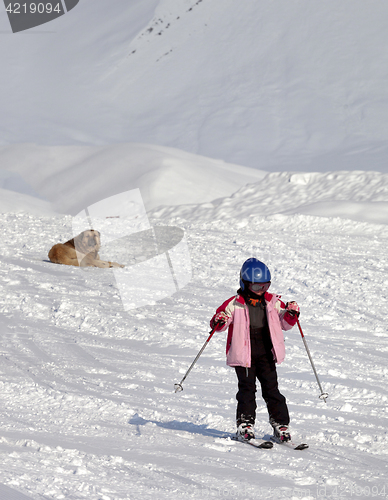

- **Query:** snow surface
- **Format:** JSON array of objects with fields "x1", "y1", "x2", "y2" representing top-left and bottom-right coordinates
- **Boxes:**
[
  {"x1": 0, "y1": 165, "x2": 388, "y2": 499},
  {"x1": 151, "y1": 170, "x2": 388, "y2": 226},
  {"x1": 0, "y1": 143, "x2": 266, "y2": 214}
]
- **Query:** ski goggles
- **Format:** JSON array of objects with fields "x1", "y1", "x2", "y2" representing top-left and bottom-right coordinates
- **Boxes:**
[{"x1": 248, "y1": 282, "x2": 271, "y2": 293}]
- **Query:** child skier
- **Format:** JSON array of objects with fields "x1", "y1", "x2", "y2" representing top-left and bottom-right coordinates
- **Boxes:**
[{"x1": 210, "y1": 258, "x2": 300, "y2": 442}]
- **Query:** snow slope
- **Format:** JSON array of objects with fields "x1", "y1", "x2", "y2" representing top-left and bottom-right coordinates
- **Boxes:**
[
  {"x1": 0, "y1": 143, "x2": 265, "y2": 214},
  {"x1": 2, "y1": 142, "x2": 387, "y2": 225},
  {"x1": 151, "y1": 170, "x2": 388, "y2": 226},
  {"x1": 2, "y1": 0, "x2": 388, "y2": 170},
  {"x1": 0, "y1": 164, "x2": 388, "y2": 498}
]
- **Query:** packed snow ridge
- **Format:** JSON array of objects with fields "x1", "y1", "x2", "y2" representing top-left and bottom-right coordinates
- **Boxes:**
[{"x1": 151, "y1": 170, "x2": 388, "y2": 225}]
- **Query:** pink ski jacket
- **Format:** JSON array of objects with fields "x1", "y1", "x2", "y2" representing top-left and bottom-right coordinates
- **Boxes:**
[{"x1": 210, "y1": 292, "x2": 297, "y2": 367}]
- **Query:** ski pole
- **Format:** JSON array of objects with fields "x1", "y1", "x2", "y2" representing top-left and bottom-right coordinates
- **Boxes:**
[
  {"x1": 174, "y1": 323, "x2": 219, "y2": 393},
  {"x1": 296, "y1": 318, "x2": 329, "y2": 403}
]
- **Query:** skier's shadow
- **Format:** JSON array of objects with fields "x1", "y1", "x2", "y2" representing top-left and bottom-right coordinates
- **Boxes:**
[{"x1": 128, "y1": 413, "x2": 229, "y2": 438}]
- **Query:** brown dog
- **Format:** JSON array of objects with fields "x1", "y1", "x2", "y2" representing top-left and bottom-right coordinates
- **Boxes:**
[{"x1": 48, "y1": 230, "x2": 125, "y2": 268}]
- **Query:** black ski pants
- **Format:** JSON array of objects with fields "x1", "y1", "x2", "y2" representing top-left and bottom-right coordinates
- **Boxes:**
[{"x1": 235, "y1": 337, "x2": 289, "y2": 425}]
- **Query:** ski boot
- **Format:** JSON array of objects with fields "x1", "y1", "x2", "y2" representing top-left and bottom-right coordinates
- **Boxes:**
[
  {"x1": 236, "y1": 415, "x2": 255, "y2": 441},
  {"x1": 269, "y1": 418, "x2": 291, "y2": 443}
]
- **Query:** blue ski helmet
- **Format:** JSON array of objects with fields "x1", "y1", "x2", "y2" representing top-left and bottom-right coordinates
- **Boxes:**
[{"x1": 239, "y1": 258, "x2": 271, "y2": 291}]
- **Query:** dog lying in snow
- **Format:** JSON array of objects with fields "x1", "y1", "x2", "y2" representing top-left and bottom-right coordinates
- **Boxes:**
[{"x1": 48, "y1": 230, "x2": 124, "y2": 268}]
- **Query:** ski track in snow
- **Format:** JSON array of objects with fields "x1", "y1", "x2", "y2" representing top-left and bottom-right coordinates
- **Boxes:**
[{"x1": 0, "y1": 211, "x2": 387, "y2": 499}]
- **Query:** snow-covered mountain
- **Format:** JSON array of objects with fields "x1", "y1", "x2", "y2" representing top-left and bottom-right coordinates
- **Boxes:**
[
  {"x1": 1, "y1": 1, "x2": 388, "y2": 498},
  {"x1": 2, "y1": 0, "x2": 388, "y2": 170}
]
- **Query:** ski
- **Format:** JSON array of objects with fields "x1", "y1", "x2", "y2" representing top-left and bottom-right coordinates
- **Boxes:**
[
  {"x1": 231, "y1": 435, "x2": 273, "y2": 449},
  {"x1": 270, "y1": 435, "x2": 309, "y2": 450}
]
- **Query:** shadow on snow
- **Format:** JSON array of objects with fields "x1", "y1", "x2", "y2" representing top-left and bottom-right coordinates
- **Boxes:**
[{"x1": 128, "y1": 413, "x2": 228, "y2": 439}]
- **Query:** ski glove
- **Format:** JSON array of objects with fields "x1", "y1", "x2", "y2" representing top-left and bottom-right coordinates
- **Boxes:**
[
  {"x1": 285, "y1": 301, "x2": 300, "y2": 318},
  {"x1": 211, "y1": 311, "x2": 229, "y2": 329}
]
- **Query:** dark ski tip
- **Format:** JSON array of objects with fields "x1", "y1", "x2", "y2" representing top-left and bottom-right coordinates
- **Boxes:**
[
  {"x1": 259, "y1": 441, "x2": 274, "y2": 449},
  {"x1": 270, "y1": 436, "x2": 309, "y2": 450},
  {"x1": 231, "y1": 435, "x2": 274, "y2": 449},
  {"x1": 294, "y1": 443, "x2": 309, "y2": 450}
]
